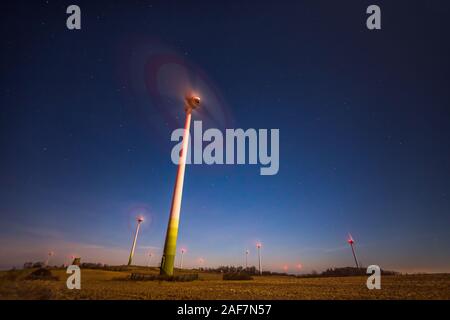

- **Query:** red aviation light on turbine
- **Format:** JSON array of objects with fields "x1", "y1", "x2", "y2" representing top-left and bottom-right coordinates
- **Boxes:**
[{"x1": 347, "y1": 234, "x2": 355, "y2": 245}]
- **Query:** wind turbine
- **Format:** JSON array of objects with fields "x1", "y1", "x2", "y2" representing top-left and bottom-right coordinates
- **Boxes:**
[
  {"x1": 256, "y1": 243, "x2": 262, "y2": 275},
  {"x1": 179, "y1": 248, "x2": 186, "y2": 269},
  {"x1": 45, "y1": 251, "x2": 54, "y2": 267},
  {"x1": 245, "y1": 250, "x2": 249, "y2": 270},
  {"x1": 146, "y1": 252, "x2": 153, "y2": 267},
  {"x1": 347, "y1": 233, "x2": 360, "y2": 268},
  {"x1": 198, "y1": 257, "x2": 205, "y2": 269},
  {"x1": 127, "y1": 215, "x2": 144, "y2": 266},
  {"x1": 160, "y1": 95, "x2": 200, "y2": 276}
]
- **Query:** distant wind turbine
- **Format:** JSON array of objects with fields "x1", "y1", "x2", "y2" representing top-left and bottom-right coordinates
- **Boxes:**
[{"x1": 347, "y1": 233, "x2": 360, "y2": 268}]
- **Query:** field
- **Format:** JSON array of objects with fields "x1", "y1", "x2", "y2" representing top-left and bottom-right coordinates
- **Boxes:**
[{"x1": 0, "y1": 267, "x2": 449, "y2": 300}]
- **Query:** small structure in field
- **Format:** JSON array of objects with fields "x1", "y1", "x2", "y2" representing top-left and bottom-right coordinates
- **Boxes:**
[{"x1": 26, "y1": 268, "x2": 59, "y2": 281}]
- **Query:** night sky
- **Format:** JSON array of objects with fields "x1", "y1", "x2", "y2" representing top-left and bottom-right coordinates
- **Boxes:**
[{"x1": 1, "y1": 0, "x2": 449, "y2": 273}]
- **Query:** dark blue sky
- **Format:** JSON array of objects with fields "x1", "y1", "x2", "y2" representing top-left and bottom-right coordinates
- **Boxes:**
[{"x1": 1, "y1": 0, "x2": 449, "y2": 272}]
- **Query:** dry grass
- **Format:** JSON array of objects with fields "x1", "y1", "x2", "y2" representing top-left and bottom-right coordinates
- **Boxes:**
[{"x1": 0, "y1": 267, "x2": 449, "y2": 300}]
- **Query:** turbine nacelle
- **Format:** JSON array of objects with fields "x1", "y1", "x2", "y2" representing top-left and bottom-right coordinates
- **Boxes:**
[
  {"x1": 185, "y1": 95, "x2": 201, "y2": 112},
  {"x1": 347, "y1": 234, "x2": 355, "y2": 245}
]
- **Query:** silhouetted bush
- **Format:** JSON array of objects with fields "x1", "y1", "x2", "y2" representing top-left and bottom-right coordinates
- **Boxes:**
[
  {"x1": 197, "y1": 265, "x2": 292, "y2": 276},
  {"x1": 32, "y1": 262, "x2": 45, "y2": 268},
  {"x1": 297, "y1": 267, "x2": 399, "y2": 278},
  {"x1": 223, "y1": 273, "x2": 253, "y2": 280},
  {"x1": 129, "y1": 273, "x2": 199, "y2": 282}
]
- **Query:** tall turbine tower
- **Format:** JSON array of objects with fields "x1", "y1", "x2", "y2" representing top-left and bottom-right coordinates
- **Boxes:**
[
  {"x1": 45, "y1": 251, "x2": 54, "y2": 267},
  {"x1": 198, "y1": 257, "x2": 205, "y2": 269},
  {"x1": 160, "y1": 95, "x2": 200, "y2": 276},
  {"x1": 347, "y1": 234, "x2": 359, "y2": 268},
  {"x1": 146, "y1": 252, "x2": 153, "y2": 267},
  {"x1": 179, "y1": 248, "x2": 185, "y2": 269},
  {"x1": 127, "y1": 216, "x2": 144, "y2": 266},
  {"x1": 256, "y1": 243, "x2": 262, "y2": 275},
  {"x1": 245, "y1": 250, "x2": 249, "y2": 270}
]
